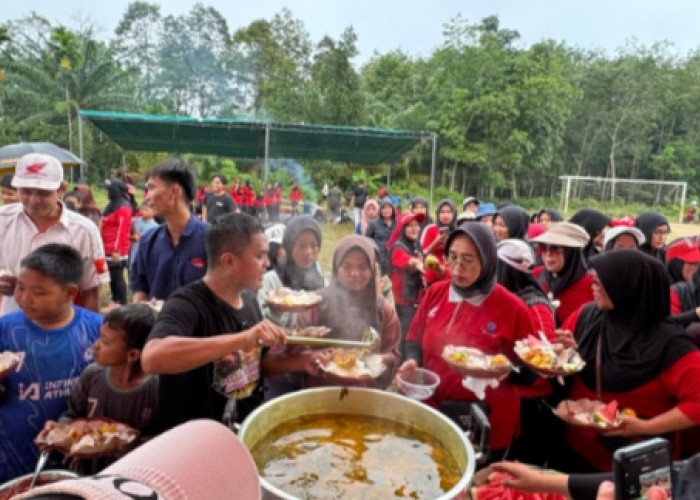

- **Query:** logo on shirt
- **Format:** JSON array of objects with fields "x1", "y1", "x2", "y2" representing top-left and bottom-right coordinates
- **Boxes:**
[
  {"x1": 82, "y1": 346, "x2": 94, "y2": 363},
  {"x1": 191, "y1": 257, "x2": 205, "y2": 269}
]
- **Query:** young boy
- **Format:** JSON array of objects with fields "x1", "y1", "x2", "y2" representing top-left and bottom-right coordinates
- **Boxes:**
[
  {"x1": 129, "y1": 202, "x2": 159, "y2": 265},
  {"x1": 51, "y1": 303, "x2": 158, "y2": 473},
  {"x1": 0, "y1": 173, "x2": 19, "y2": 204},
  {"x1": 0, "y1": 243, "x2": 103, "y2": 483}
]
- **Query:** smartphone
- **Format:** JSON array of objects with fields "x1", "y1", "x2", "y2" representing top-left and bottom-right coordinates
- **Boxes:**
[{"x1": 613, "y1": 437, "x2": 672, "y2": 500}]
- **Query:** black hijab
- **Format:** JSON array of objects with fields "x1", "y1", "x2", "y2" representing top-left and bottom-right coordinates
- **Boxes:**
[
  {"x1": 495, "y1": 205, "x2": 530, "y2": 240},
  {"x1": 569, "y1": 209, "x2": 611, "y2": 262},
  {"x1": 103, "y1": 179, "x2": 131, "y2": 217},
  {"x1": 497, "y1": 261, "x2": 551, "y2": 308},
  {"x1": 410, "y1": 196, "x2": 432, "y2": 229},
  {"x1": 540, "y1": 246, "x2": 588, "y2": 297},
  {"x1": 575, "y1": 249, "x2": 696, "y2": 392},
  {"x1": 673, "y1": 264, "x2": 700, "y2": 312},
  {"x1": 435, "y1": 198, "x2": 457, "y2": 230},
  {"x1": 445, "y1": 222, "x2": 497, "y2": 300},
  {"x1": 635, "y1": 211, "x2": 669, "y2": 261},
  {"x1": 275, "y1": 216, "x2": 325, "y2": 291},
  {"x1": 667, "y1": 259, "x2": 686, "y2": 285},
  {"x1": 538, "y1": 208, "x2": 563, "y2": 224}
]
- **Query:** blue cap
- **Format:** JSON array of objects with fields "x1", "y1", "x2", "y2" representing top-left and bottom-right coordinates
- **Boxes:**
[{"x1": 476, "y1": 202, "x2": 496, "y2": 219}]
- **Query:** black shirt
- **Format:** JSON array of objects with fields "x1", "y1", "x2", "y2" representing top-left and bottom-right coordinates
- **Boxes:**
[
  {"x1": 204, "y1": 192, "x2": 236, "y2": 221},
  {"x1": 353, "y1": 186, "x2": 368, "y2": 208},
  {"x1": 147, "y1": 280, "x2": 264, "y2": 431}
]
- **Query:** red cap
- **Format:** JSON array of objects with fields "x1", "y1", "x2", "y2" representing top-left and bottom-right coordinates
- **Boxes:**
[{"x1": 666, "y1": 238, "x2": 700, "y2": 263}]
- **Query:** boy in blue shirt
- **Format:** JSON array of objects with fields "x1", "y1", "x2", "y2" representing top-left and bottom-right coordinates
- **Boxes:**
[{"x1": 0, "y1": 243, "x2": 102, "y2": 482}]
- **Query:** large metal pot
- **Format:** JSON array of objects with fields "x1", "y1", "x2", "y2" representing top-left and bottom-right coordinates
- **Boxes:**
[
  {"x1": 0, "y1": 470, "x2": 78, "y2": 499},
  {"x1": 238, "y1": 387, "x2": 475, "y2": 500}
]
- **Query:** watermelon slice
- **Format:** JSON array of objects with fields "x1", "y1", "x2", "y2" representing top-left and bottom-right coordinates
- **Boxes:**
[{"x1": 592, "y1": 400, "x2": 618, "y2": 426}]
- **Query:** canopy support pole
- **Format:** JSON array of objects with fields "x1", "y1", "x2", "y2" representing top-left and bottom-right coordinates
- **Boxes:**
[
  {"x1": 430, "y1": 133, "x2": 437, "y2": 210},
  {"x1": 263, "y1": 123, "x2": 270, "y2": 183},
  {"x1": 680, "y1": 182, "x2": 688, "y2": 223},
  {"x1": 78, "y1": 114, "x2": 85, "y2": 181}
]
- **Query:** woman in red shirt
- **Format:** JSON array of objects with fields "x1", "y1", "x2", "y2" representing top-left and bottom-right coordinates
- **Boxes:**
[
  {"x1": 387, "y1": 212, "x2": 425, "y2": 358},
  {"x1": 101, "y1": 179, "x2": 133, "y2": 310},
  {"x1": 532, "y1": 222, "x2": 592, "y2": 326},
  {"x1": 420, "y1": 198, "x2": 457, "y2": 287},
  {"x1": 559, "y1": 249, "x2": 700, "y2": 472},
  {"x1": 397, "y1": 222, "x2": 533, "y2": 463}
]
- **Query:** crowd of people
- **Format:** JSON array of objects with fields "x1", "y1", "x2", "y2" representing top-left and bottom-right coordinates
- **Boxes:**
[{"x1": 1, "y1": 154, "x2": 700, "y2": 499}]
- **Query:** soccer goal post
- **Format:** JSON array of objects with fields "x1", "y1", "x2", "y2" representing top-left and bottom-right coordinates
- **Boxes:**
[{"x1": 559, "y1": 176, "x2": 688, "y2": 222}]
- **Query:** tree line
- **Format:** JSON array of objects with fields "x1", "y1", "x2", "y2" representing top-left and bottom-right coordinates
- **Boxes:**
[{"x1": 2, "y1": 3, "x2": 700, "y2": 200}]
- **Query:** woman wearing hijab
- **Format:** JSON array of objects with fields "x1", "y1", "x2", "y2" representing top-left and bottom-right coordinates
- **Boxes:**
[
  {"x1": 409, "y1": 196, "x2": 432, "y2": 235},
  {"x1": 492, "y1": 205, "x2": 531, "y2": 242},
  {"x1": 355, "y1": 199, "x2": 379, "y2": 235},
  {"x1": 396, "y1": 223, "x2": 533, "y2": 463},
  {"x1": 537, "y1": 208, "x2": 563, "y2": 230},
  {"x1": 635, "y1": 211, "x2": 671, "y2": 261},
  {"x1": 100, "y1": 179, "x2": 133, "y2": 311},
  {"x1": 257, "y1": 216, "x2": 326, "y2": 399},
  {"x1": 420, "y1": 198, "x2": 457, "y2": 286},
  {"x1": 257, "y1": 216, "x2": 325, "y2": 327},
  {"x1": 387, "y1": 212, "x2": 425, "y2": 358},
  {"x1": 665, "y1": 238, "x2": 700, "y2": 285},
  {"x1": 569, "y1": 209, "x2": 611, "y2": 263},
  {"x1": 497, "y1": 239, "x2": 555, "y2": 340},
  {"x1": 294, "y1": 235, "x2": 401, "y2": 389},
  {"x1": 559, "y1": 250, "x2": 700, "y2": 472},
  {"x1": 365, "y1": 197, "x2": 397, "y2": 275},
  {"x1": 532, "y1": 222, "x2": 592, "y2": 327}
]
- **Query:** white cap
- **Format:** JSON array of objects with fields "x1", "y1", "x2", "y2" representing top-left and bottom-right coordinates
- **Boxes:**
[
  {"x1": 603, "y1": 226, "x2": 645, "y2": 249},
  {"x1": 497, "y1": 238, "x2": 535, "y2": 273},
  {"x1": 12, "y1": 153, "x2": 63, "y2": 190}
]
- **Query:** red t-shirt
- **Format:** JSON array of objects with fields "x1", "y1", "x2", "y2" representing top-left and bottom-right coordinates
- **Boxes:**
[
  {"x1": 101, "y1": 206, "x2": 132, "y2": 256},
  {"x1": 230, "y1": 186, "x2": 243, "y2": 206},
  {"x1": 407, "y1": 281, "x2": 534, "y2": 449},
  {"x1": 534, "y1": 266, "x2": 594, "y2": 326},
  {"x1": 289, "y1": 187, "x2": 303, "y2": 203}
]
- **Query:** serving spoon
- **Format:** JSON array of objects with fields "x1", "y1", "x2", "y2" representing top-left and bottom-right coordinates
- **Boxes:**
[{"x1": 28, "y1": 450, "x2": 49, "y2": 490}]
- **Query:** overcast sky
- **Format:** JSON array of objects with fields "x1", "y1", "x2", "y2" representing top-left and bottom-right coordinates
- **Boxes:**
[{"x1": 3, "y1": 1, "x2": 700, "y2": 64}]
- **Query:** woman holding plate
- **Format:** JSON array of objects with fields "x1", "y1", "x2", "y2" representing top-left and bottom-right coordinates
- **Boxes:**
[
  {"x1": 277, "y1": 235, "x2": 401, "y2": 389},
  {"x1": 396, "y1": 222, "x2": 533, "y2": 463},
  {"x1": 558, "y1": 249, "x2": 700, "y2": 472}
]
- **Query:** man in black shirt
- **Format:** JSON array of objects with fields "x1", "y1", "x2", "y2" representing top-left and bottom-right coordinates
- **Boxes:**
[
  {"x1": 201, "y1": 173, "x2": 236, "y2": 222},
  {"x1": 142, "y1": 213, "x2": 322, "y2": 430}
]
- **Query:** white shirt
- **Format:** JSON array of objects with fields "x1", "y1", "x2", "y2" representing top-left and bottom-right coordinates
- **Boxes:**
[{"x1": 0, "y1": 202, "x2": 110, "y2": 315}]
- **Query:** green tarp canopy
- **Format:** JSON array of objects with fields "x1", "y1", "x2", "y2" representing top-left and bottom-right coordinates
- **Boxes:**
[{"x1": 78, "y1": 110, "x2": 428, "y2": 164}]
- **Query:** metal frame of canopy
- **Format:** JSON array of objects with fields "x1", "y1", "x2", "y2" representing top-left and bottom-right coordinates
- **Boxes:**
[{"x1": 78, "y1": 110, "x2": 439, "y2": 208}]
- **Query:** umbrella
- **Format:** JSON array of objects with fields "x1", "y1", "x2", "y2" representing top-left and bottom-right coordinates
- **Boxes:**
[{"x1": 0, "y1": 142, "x2": 84, "y2": 178}]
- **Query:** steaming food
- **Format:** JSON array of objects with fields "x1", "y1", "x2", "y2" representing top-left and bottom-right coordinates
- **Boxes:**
[
  {"x1": 36, "y1": 419, "x2": 138, "y2": 456},
  {"x1": 286, "y1": 326, "x2": 331, "y2": 338},
  {"x1": 251, "y1": 413, "x2": 462, "y2": 499},
  {"x1": 321, "y1": 348, "x2": 386, "y2": 379},
  {"x1": 265, "y1": 287, "x2": 322, "y2": 309}
]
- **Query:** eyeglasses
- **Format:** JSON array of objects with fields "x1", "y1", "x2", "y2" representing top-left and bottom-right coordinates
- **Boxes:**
[
  {"x1": 446, "y1": 254, "x2": 479, "y2": 269},
  {"x1": 539, "y1": 244, "x2": 564, "y2": 254},
  {"x1": 653, "y1": 229, "x2": 670, "y2": 237}
]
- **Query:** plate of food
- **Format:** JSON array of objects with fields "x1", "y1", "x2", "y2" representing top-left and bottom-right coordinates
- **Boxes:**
[
  {"x1": 286, "y1": 326, "x2": 331, "y2": 339},
  {"x1": 441, "y1": 345, "x2": 512, "y2": 379},
  {"x1": 265, "y1": 287, "x2": 322, "y2": 312},
  {"x1": 320, "y1": 348, "x2": 386, "y2": 381},
  {"x1": 0, "y1": 351, "x2": 20, "y2": 382},
  {"x1": 553, "y1": 398, "x2": 634, "y2": 431},
  {"x1": 35, "y1": 418, "x2": 139, "y2": 458},
  {"x1": 514, "y1": 335, "x2": 585, "y2": 377}
]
